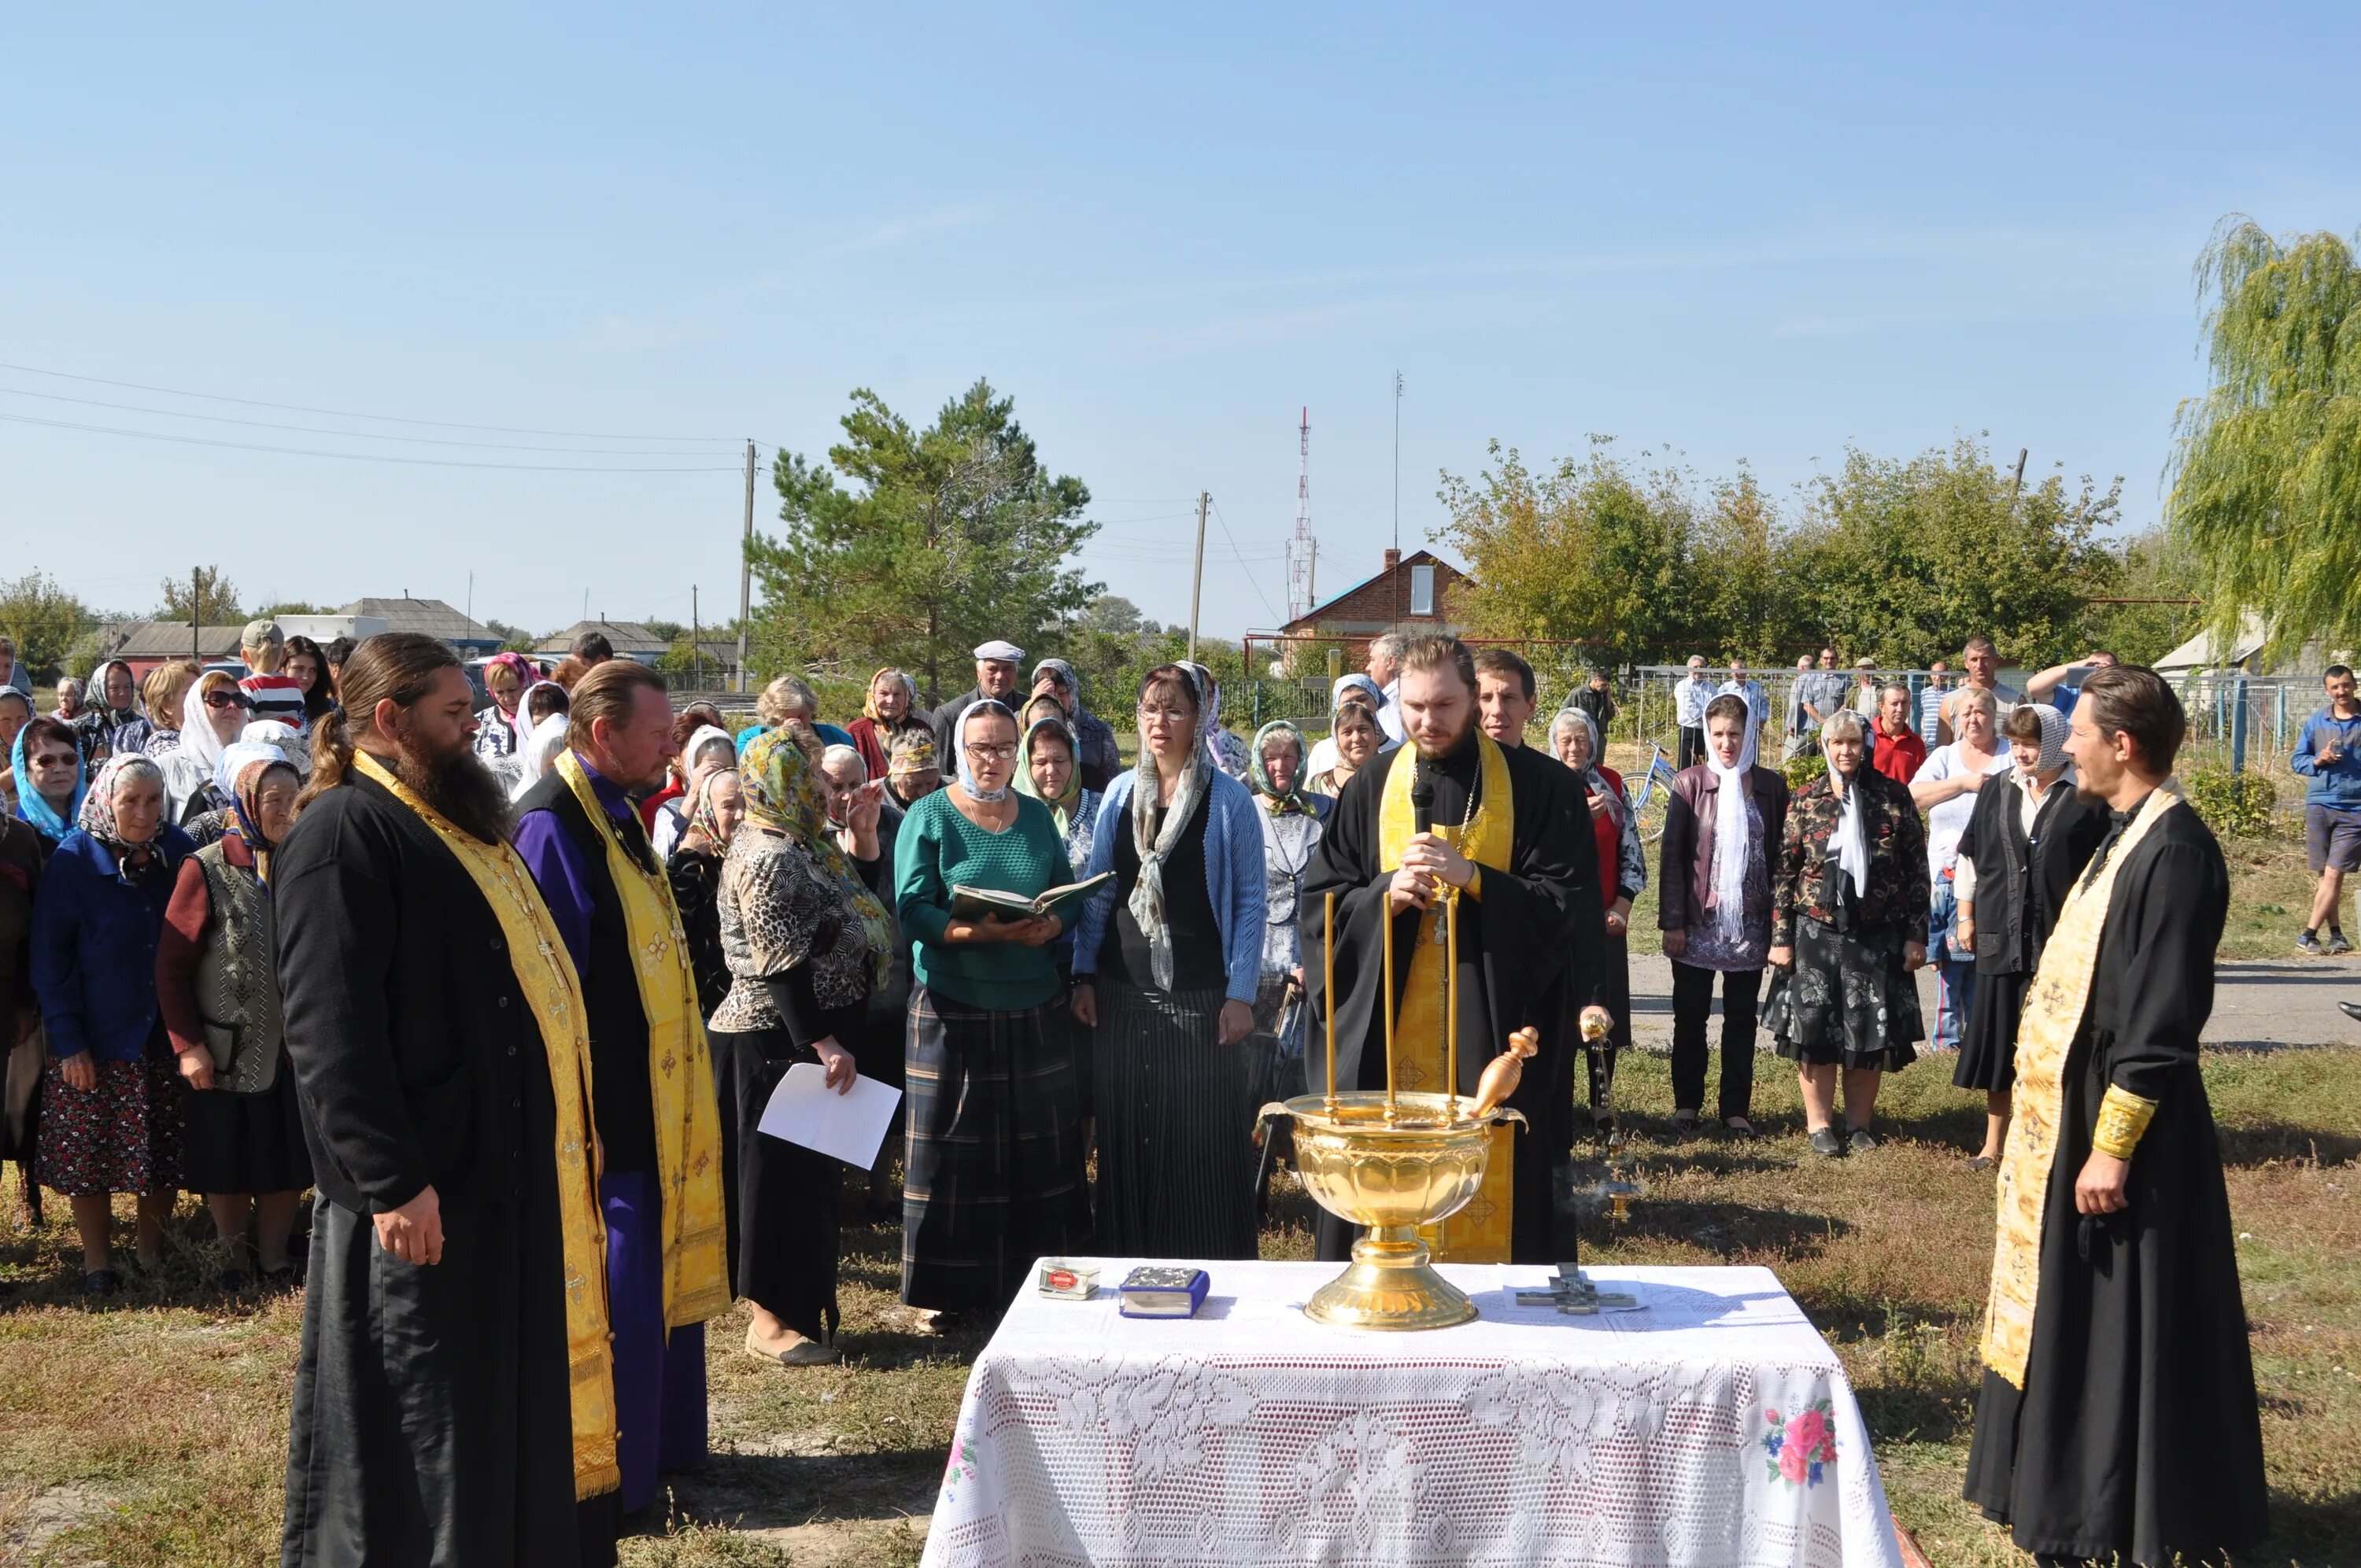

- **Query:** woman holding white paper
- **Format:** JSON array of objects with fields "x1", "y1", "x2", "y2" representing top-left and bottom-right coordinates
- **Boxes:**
[{"x1": 709, "y1": 728, "x2": 895, "y2": 1367}]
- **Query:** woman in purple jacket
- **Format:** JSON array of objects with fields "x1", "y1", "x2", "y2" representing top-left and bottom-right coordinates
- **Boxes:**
[{"x1": 1656, "y1": 695, "x2": 1788, "y2": 1135}]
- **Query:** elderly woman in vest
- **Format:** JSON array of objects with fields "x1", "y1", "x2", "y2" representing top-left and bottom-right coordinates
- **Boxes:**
[
  {"x1": 1549, "y1": 706, "x2": 1646, "y2": 1143},
  {"x1": 31, "y1": 755, "x2": 195, "y2": 1294},
  {"x1": 154, "y1": 743, "x2": 312, "y2": 1285},
  {"x1": 1765, "y1": 709, "x2": 1931, "y2": 1157}
]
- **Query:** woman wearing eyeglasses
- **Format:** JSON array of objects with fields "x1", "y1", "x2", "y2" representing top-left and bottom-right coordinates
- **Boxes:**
[
  {"x1": 893, "y1": 699, "x2": 1088, "y2": 1329},
  {"x1": 1070, "y1": 666, "x2": 1267, "y2": 1262},
  {"x1": 157, "y1": 673, "x2": 252, "y2": 836}
]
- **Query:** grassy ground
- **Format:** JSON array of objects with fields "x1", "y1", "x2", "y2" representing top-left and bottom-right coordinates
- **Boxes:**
[{"x1": 3, "y1": 1042, "x2": 2355, "y2": 1566}]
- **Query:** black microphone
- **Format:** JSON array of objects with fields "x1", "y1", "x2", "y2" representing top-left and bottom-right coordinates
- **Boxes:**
[{"x1": 1410, "y1": 766, "x2": 1435, "y2": 834}]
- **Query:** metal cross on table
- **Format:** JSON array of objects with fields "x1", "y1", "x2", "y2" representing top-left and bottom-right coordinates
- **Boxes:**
[{"x1": 1513, "y1": 1263, "x2": 1639, "y2": 1315}]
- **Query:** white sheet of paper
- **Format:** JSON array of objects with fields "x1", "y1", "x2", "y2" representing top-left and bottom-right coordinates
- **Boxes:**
[{"x1": 755, "y1": 1063, "x2": 902, "y2": 1169}]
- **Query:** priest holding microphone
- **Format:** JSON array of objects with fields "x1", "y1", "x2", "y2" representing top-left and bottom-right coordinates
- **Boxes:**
[{"x1": 1302, "y1": 635, "x2": 1606, "y2": 1264}]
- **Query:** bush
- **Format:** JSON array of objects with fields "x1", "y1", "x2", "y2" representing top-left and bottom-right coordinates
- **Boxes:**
[
  {"x1": 1784, "y1": 751, "x2": 1827, "y2": 791},
  {"x1": 2181, "y1": 767, "x2": 2282, "y2": 839}
]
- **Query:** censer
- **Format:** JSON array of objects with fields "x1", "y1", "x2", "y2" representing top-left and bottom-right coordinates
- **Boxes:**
[{"x1": 1261, "y1": 884, "x2": 1533, "y2": 1331}]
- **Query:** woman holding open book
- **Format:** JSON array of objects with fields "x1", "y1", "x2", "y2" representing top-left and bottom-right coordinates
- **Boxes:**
[
  {"x1": 893, "y1": 699, "x2": 1091, "y2": 1326},
  {"x1": 1071, "y1": 666, "x2": 1268, "y2": 1261}
]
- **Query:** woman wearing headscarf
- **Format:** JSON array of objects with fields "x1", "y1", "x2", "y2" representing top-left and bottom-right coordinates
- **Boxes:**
[
  {"x1": 30, "y1": 755, "x2": 195, "y2": 1293},
  {"x1": 81, "y1": 659, "x2": 150, "y2": 761},
  {"x1": 1243, "y1": 720, "x2": 1328, "y2": 1182},
  {"x1": 1180, "y1": 661, "x2": 1251, "y2": 779},
  {"x1": 895, "y1": 699, "x2": 1088, "y2": 1327},
  {"x1": 505, "y1": 682, "x2": 571, "y2": 801},
  {"x1": 1307, "y1": 699, "x2": 1384, "y2": 799},
  {"x1": 1071, "y1": 667, "x2": 1267, "y2": 1260},
  {"x1": 471, "y1": 651, "x2": 540, "y2": 770},
  {"x1": 884, "y1": 729, "x2": 943, "y2": 809},
  {"x1": 1950, "y1": 704, "x2": 2109, "y2": 1169},
  {"x1": 1029, "y1": 658, "x2": 1121, "y2": 793},
  {"x1": 1015, "y1": 714, "x2": 1101, "y2": 880},
  {"x1": 1765, "y1": 710, "x2": 1930, "y2": 1157},
  {"x1": 1658, "y1": 693, "x2": 1789, "y2": 1137},
  {"x1": 1305, "y1": 673, "x2": 1387, "y2": 780},
  {"x1": 651, "y1": 723, "x2": 739, "y2": 863},
  {"x1": 0, "y1": 714, "x2": 55, "y2": 1232},
  {"x1": 667, "y1": 766, "x2": 746, "y2": 1023},
  {"x1": 160, "y1": 670, "x2": 250, "y2": 832},
  {"x1": 1550, "y1": 706, "x2": 1646, "y2": 1142},
  {"x1": 14, "y1": 716, "x2": 87, "y2": 852},
  {"x1": 155, "y1": 743, "x2": 312, "y2": 1285},
  {"x1": 704, "y1": 729, "x2": 891, "y2": 1364},
  {"x1": 848, "y1": 667, "x2": 933, "y2": 786}
]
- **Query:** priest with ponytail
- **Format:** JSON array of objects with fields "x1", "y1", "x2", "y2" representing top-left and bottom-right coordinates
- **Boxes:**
[{"x1": 275, "y1": 633, "x2": 608, "y2": 1566}]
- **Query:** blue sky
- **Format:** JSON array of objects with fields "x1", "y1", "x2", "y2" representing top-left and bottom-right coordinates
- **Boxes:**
[{"x1": 6, "y1": 5, "x2": 2358, "y2": 640}]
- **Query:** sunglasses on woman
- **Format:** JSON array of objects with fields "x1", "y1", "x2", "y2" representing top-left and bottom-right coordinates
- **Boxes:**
[{"x1": 203, "y1": 691, "x2": 256, "y2": 711}]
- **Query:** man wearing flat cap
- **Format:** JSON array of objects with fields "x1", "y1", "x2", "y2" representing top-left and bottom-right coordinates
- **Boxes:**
[{"x1": 929, "y1": 640, "x2": 1025, "y2": 754}]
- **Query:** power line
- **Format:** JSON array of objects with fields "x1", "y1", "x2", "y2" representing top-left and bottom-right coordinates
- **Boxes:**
[
  {"x1": 1208, "y1": 498, "x2": 1282, "y2": 622},
  {"x1": 0, "y1": 411, "x2": 744, "y2": 471},
  {"x1": 0, "y1": 361, "x2": 741, "y2": 444},
  {"x1": 0, "y1": 385, "x2": 746, "y2": 456}
]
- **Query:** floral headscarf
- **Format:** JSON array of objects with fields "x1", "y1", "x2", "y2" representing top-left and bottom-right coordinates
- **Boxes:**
[
  {"x1": 239, "y1": 719, "x2": 312, "y2": 781},
  {"x1": 886, "y1": 728, "x2": 939, "y2": 788},
  {"x1": 863, "y1": 667, "x2": 918, "y2": 724},
  {"x1": 685, "y1": 765, "x2": 739, "y2": 847},
  {"x1": 13, "y1": 725, "x2": 86, "y2": 844},
  {"x1": 1031, "y1": 658, "x2": 1091, "y2": 721},
  {"x1": 79, "y1": 754, "x2": 171, "y2": 876},
  {"x1": 225, "y1": 751, "x2": 300, "y2": 886},
  {"x1": 1013, "y1": 714, "x2": 1082, "y2": 836},
  {"x1": 739, "y1": 728, "x2": 895, "y2": 988},
  {"x1": 2013, "y1": 703, "x2": 2072, "y2": 778},
  {"x1": 951, "y1": 699, "x2": 1018, "y2": 803},
  {"x1": 1248, "y1": 719, "x2": 1314, "y2": 815}
]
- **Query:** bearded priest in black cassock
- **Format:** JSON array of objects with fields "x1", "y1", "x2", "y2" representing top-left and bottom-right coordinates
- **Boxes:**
[
  {"x1": 1302, "y1": 635, "x2": 1605, "y2": 1264},
  {"x1": 1964, "y1": 665, "x2": 2267, "y2": 1566}
]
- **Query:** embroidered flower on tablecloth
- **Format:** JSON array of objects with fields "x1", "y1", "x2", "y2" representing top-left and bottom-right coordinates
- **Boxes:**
[
  {"x1": 1294, "y1": 1408, "x2": 1419, "y2": 1523},
  {"x1": 1047, "y1": 1360, "x2": 1257, "y2": 1483},
  {"x1": 1761, "y1": 1400, "x2": 1838, "y2": 1489},
  {"x1": 1464, "y1": 1363, "x2": 1708, "y2": 1482},
  {"x1": 940, "y1": 1435, "x2": 980, "y2": 1505}
]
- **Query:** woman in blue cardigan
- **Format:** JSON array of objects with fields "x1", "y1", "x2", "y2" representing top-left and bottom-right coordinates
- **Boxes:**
[
  {"x1": 1071, "y1": 665, "x2": 1268, "y2": 1259},
  {"x1": 31, "y1": 755, "x2": 196, "y2": 1295}
]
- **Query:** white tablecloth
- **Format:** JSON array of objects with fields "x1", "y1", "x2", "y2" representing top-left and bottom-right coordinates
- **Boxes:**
[{"x1": 922, "y1": 1262, "x2": 1903, "y2": 1568}]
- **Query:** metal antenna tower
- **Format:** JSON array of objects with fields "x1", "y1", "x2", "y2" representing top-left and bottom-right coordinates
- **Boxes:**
[{"x1": 1288, "y1": 405, "x2": 1316, "y2": 622}]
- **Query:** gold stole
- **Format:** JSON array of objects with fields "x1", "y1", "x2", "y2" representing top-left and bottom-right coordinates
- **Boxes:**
[
  {"x1": 1378, "y1": 736, "x2": 1517, "y2": 1262},
  {"x1": 554, "y1": 751, "x2": 733, "y2": 1331},
  {"x1": 350, "y1": 753, "x2": 620, "y2": 1500},
  {"x1": 1981, "y1": 784, "x2": 2183, "y2": 1388}
]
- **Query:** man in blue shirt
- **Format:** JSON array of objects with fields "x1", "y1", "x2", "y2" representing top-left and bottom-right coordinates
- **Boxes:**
[
  {"x1": 2026, "y1": 649, "x2": 2118, "y2": 721},
  {"x1": 2293, "y1": 663, "x2": 2361, "y2": 955}
]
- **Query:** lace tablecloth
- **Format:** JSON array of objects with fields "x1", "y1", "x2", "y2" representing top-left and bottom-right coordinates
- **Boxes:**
[{"x1": 922, "y1": 1261, "x2": 1902, "y2": 1568}]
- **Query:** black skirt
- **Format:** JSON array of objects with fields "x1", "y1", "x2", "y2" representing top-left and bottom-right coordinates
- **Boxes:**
[
  {"x1": 709, "y1": 1019, "x2": 849, "y2": 1342},
  {"x1": 1953, "y1": 969, "x2": 2029, "y2": 1093},
  {"x1": 183, "y1": 1068, "x2": 312, "y2": 1194},
  {"x1": 902, "y1": 988, "x2": 1089, "y2": 1314},
  {"x1": 1766, "y1": 914, "x2": 1923, "y2": 1071},
  {"x1": 1093, "y1": 979, "x2": 1258, "y2": 1261}
]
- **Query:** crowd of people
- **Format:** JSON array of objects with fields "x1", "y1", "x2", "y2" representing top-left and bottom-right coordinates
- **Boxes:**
[{"x1": 0, "y1": 617, "x2": 2280, "y2": 1567}]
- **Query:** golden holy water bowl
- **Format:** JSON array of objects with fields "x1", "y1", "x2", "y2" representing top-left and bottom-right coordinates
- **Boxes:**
[{"x1": 1262, "y1": 1091, "x2": 1525, "y2": 1331}]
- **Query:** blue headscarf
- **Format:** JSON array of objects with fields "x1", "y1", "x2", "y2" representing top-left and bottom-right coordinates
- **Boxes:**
[{"x1": 13, "y1": 723, "x2": 86, "y2": 844}]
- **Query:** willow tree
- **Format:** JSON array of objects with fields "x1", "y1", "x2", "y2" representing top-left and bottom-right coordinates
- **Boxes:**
[{"x1": 2167, "y1": 218, "x2": 2361, "y2": 662}]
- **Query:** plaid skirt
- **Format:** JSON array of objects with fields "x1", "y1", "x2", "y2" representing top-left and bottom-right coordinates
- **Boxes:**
[
  {"x1": 37, "y1": 1031, "x2": 184, "y2": 1197},
  {"x1": 902, "y1": 987, "x2": 1089, "y2": 1314}
]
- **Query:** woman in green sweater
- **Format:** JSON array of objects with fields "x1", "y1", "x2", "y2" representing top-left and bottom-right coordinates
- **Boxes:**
[{"x1": 895, "y1": 699, "x2": 1091, "y2": 1323}]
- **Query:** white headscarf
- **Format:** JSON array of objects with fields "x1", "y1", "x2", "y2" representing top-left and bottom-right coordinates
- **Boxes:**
[
  {"x1": 951, "y1": 699, "x2": 1017, "y2": 803},
  {"x1": 1823, "y1": 721, "x2": 1869, "y2": 898},
  {"x1": 1705, "y1": 702, "x2": 1760, "y2": 943},
  {"x1": 680, "y1": 724, "x2": 735, "y2": 778},
  {"x1": 239, "y1": 719, "x2": 312, "y2": 780},
  {"x1": 179, "y1": 675, "x2": 243, "y2": 781},
  {"x1": 512, "y1": 710, "x2": 571, "y2": 801}
]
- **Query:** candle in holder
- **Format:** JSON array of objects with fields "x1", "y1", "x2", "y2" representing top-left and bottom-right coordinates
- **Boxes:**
[
  {"x1": 1381, "y1": 894, "x2": 1398, "y2": 1123},
  {"x1": 1444, "y1": 886, "x2": 1459, "y2": 1118},
  {"x1": 1323, "y1": 891, "x2": 1339, "y2": 1115}
]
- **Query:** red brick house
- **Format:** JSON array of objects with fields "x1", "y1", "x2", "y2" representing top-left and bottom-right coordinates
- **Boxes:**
[{"x1": 1277, "y1": 548, "x2": 1471, "y2": 662}]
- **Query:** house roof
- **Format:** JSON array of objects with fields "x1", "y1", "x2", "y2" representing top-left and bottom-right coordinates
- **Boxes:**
[
  {"x1": 1280, "y1": 548, "x2": 1465, "y2": 634},
  {"x1": 112, "y1": 622, "x2": 249, "y2": 659},
  {"x1": 342, "y1": 597, "x2": 503, "y2": 644},
  {"x1": 535, "y1": 619, "x2": 671, "y2": 657},
  {"x1": 2153, "y1": 613, "x2": 2270, "y2": 675}
]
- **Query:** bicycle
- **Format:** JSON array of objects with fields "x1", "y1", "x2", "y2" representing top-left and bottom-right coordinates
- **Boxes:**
[{"x1": 1628, "y1": 741, "x2": 1683, "y2": 844}]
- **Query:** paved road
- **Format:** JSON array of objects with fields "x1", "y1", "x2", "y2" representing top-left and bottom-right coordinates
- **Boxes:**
[{"x1": 1620, "y1": 950, "x2": 2361, "y2": 1050}]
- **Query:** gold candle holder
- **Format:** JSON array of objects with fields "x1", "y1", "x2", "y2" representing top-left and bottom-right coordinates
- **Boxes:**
[
  {"x1": 1322, "y1": 891, "x2": 1339, "y2": 1116},
  {"x1": 1381, "y1": 888, "x2": 1398, "y2": 1124}
]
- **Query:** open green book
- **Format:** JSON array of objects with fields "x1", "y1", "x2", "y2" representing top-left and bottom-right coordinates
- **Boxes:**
[{"x1": 948, "y1": 872, "x2": 1115, "y2": 927}]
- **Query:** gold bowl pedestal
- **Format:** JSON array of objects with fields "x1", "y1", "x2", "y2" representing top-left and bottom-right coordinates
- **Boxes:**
[{"x1": 1265, "y1": 1091, "x2": 1525, "y2": 1331}]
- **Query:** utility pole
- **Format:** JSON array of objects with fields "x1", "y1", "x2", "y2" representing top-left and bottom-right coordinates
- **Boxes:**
[
  {"x1": 190, "y1": 566, "x2": 200, "y2": 660},
  {"x1": 737, "y1": 439, "x2": 755, "y2": 695},
  {"x1": 1392, "y1": 371, "x2": 1404, "y2": 623},
  {"x1": 1187, "y1": 490, "x2": 1210, "y2": 663},
  {"x1": 691, "y1": 585, "x2": 702, "y2": 691}
]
